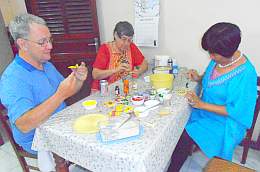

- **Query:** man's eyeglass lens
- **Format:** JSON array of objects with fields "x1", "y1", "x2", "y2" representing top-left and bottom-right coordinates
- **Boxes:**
[{"x1": 24, "y1": 37, "x2": 53, "y2": 47}]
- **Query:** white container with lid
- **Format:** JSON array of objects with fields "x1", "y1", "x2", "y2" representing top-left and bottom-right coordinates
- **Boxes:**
[{"x1": 154, "y1": 55, "x2": 170, "y2": 67}]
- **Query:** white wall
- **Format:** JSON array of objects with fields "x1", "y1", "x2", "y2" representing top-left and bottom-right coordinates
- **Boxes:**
[
  {"x1": 96, "y1": 0, "x2": 260, "y2": 73},
  {"x1": 4, "y1": 0, "x2": 259, "y2": 74},
  {"x1": 96, "y1": 0, "x2": 260, "y2": 140},
  {"x1": 0, "y1": 0, "x2": 25, "y2": 73},
  {"x1": 0, "y1": 0, "x2": 27, "y2": 25},
  {"x1": 0, "y1": 10, "x2": 13, "y2": 74}
]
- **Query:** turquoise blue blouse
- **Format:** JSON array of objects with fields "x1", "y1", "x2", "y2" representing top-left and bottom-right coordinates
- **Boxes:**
[{"x1": 186, "y1": 57, "x2": 257, "y2": 160}]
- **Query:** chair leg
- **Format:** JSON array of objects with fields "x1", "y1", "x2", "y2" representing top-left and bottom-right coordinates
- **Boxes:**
[
  {"x1": 241, "y1": 140, "x2": 250, "y2": 164},
  {"x1": 18, "y1": 156, "x2": 30, "y2": 172},
  {"x1": 0, "y1": 133, "x2": 4, "y2": 146}
]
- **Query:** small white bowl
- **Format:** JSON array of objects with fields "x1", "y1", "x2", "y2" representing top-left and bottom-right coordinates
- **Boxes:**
[
  {"x1": 82, "y1": 100, "x2": 97, "y2": 110},
  {"x1": 144, "y1": 99, "x2": 160, "y2": 108},
  {"x1": 131, "y1": 96, "x2": 145, "y2": 106}
]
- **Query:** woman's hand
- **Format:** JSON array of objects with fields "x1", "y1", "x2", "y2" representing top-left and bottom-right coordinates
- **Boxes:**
[
  {"x1": 130, "y1": 60, "x2": 148, "y2": 77},
  {"x1": 130, "y1": 67, "x2": 140, "y2": 77},
  {"x1": 185, "y1": 91, "x2": 228, "y2": 116},
  {"x1": 185, "y1": 91, "x2": 203, "y2": 108},
  {"x1": 187, "y1": 69, "x2": 201, "y2": 82},
  {"x1": 115, "y1": 63, "x2": 131, "y2": 73}
]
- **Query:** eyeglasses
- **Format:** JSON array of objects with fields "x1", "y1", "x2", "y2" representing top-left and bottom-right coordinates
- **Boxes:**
[
  {"x1": 120, "y1": 36, "x2": 133, "y2": 43},
  {"x1": 23, "y1": 37, "x2": 53, "y2": 47},
  {"x1": 115, "y1": 34, "x2": 133, "y2": 43}
]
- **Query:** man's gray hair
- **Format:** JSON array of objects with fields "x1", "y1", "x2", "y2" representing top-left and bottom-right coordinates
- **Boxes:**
[{"x1": 9, "y1": 13, "x2": 46, "y2": 41}]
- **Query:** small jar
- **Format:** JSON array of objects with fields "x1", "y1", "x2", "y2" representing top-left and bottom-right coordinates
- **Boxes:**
[
  {"x1": 149, "y1": 89, "x2": 157, "y2": 100},
  {"x1": 115, "y1": 86, "x2": 120, "y2": 97}
]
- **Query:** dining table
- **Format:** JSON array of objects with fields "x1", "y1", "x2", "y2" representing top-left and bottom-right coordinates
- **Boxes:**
[{"x1": 32, "y1": 68, "x2": 199, "y2": 172}]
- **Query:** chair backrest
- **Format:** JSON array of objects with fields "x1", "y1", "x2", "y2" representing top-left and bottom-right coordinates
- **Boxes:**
[
  {"x1": 240, "y1": 76, "x2": 260, "y2": 164},
  {"x1": 246, "y1": 77, "x2": 260, "y2": 142},
  {"x1": 0, "y1": 106, "x2": 39, "y2": 172}
]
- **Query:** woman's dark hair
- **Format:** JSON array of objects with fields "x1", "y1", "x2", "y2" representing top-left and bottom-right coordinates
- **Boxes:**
[
  {"x1": 201, "y1": 22, "x2": 241, "y2": 58},
  {"x1": 113, "y1": 21, "x2": 134, "y2": 38}
]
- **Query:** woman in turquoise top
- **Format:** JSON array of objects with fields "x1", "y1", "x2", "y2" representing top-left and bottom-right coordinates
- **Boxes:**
[{"x1": 168, "y1": 22, "x2": 257, "y2": 171}]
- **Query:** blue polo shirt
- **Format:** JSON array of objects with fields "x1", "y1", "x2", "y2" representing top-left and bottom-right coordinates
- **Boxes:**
[{"x1": 0, "y1": 54, "x2": 66, "y2": 154}]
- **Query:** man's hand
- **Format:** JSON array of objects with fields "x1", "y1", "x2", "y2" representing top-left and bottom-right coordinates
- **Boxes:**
[
  {"x1": 73, "y1": 62, "x2": 88, "y2": 81},
  {"x1": 57, "y1": 62, "x2": 88, "y2": 100}
]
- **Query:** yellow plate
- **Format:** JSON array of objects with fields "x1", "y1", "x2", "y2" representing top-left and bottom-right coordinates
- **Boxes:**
[{"x1": 73, "y1": 114, "x2": 107, "y2": 134}]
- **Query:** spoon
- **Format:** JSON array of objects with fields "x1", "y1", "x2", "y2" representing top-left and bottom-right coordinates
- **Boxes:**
[
  {"x1": 116, "y1": 111, "x2": 134, "y2": 129},
  {"x1": 68, "y1": 64, "x2": 79, "y2": 69}
]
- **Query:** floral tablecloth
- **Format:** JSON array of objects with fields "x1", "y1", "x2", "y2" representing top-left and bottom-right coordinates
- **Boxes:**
[{"x1": 32, "y1": 70, "x2": 198, "y2": 172}]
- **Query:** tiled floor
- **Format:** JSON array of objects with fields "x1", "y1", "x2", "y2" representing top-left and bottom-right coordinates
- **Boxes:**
[
  {"x1": 0, "y1": 139, "x2": 259, "y2": 172},
  {"x1": 0, "y1": 141, "x2": 88, "y2": 172},
  {"x1": 180, "y1": 146, "x2": 260, "y2": 172}
]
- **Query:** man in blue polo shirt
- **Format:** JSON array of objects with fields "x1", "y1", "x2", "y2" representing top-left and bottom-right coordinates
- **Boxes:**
[{"x1": 0, "y1": 13, "x2": 88, "y2": 157}]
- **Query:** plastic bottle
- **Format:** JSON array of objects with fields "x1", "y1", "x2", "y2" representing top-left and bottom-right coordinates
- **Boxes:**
[
  {"x1": 132, "y1": 74, "x2": 138, "y2": 90},
  {"x1": 123, "y1": 78, "x2": 129, "y2": 96},
  {"x1": 131, "y1": 73, "x2": 138, "y2": 94},
  {"x1": 167, "y1": 58, "x2": 173, "y2": 74},
  {"x1": 172, "y1": 58, "x2": 179, "y2": 77}
]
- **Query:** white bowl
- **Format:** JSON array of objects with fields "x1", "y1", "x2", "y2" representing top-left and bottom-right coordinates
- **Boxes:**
[
  {"x1": 131, "y1": 96, "x2": 145, "y2": 106},
  {"x1": 82, "y1": 100, "x2": 97, "y2": 110}
]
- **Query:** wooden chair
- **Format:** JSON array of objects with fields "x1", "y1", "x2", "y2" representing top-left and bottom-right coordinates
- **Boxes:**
[
  {"x1": 240, "y1": 76, "x2": 260, "y2": 164},
  {"x1": 204, "y1": 157, "x2": 256, "y2": 172},
  {"x1": 0, "y1": 133, "x2": 4, "y2": 146},
  {"x1": 0, "y1": 103, "x2": 6, "y2": 146},
  {"x1": 0, "y1": 104, "x2": 73, "y2": 172},
  {"x1": 0, "y1": 107, "x2": 40, "y2": 172}
]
